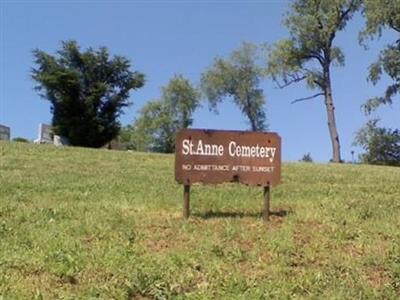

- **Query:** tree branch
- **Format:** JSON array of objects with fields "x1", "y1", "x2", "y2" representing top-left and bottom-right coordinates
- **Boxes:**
[
  {"x1": 388, "y1": 20, "x2": 400, "y2": 33},
  {"x1": 275, "y1": 74, "x2": 306, "y2": 89},
  {"x1": 308, "y1": 50, "x2": 325, "y2": 65},
  {"x1": 291, "y1": 92, "x2": 324, "y2": 104},
  {"x1": 328, "y1": 4, "x2": 354, "y2": 47}
]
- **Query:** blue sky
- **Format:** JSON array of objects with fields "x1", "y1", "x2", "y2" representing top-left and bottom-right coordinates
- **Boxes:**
[{"x1": 1, "y1": 0, "x2": 398, "y2": 162}]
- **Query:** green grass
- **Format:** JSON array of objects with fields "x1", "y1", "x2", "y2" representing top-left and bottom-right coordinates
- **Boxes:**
[{"x1": 1, "y1": 141, "x2": 400, "y2": 299}]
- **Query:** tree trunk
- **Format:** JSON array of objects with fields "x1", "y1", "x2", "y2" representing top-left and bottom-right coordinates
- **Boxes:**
[
  {"x1": 244, "y1": 91, "x2": 257, "y2": 132},
  {"x1": 324, "y1": 73, "x2": 342, "y2": 163},
  {"x1": 249, "y1": 117, "x2": 257, "y2": 132}
]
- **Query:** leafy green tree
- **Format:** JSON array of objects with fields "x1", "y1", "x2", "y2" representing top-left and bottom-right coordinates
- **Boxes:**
[
  {"x1": 267, "y1": 0, "x2": 361, "y2": 163},
  {"x1": 32, "y1": 40, "x2": 145, "y2": 148},
  {"x1": 122, "y1": 75, "x2": 200, "y2": 153},
  {"x1": 360, "y1": 0, "x2": 400, "y2": 114},
  {"x1": 119, "y1": 109, "x2": 148, "y2": 152},
  {"x1": 130, "y1": 100, "x2": 173, "y2": 152},
  {"x1": 354, "y1": 119, "x2": 400, "y2": 166},
  {"x1": 201, "y1": 42, "x2": 267, "y2": 131},
  {"x1": 300, "y1": 153, "x2": 313, "y2": 163},
  {"x1": 12, "y1": 137, "x2": 29, "y2": 143}
]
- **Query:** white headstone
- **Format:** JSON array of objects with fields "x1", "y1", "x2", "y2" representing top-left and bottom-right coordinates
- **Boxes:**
[
  {"x1": 0, "y1": 124, "x2": 10, "y2": 141},
  {"x1": 34, "y1": 123, "x2": 53, "y2": 144},
  {"x1": 53, "y1": 135, "x2": 69, "y2": 146}
]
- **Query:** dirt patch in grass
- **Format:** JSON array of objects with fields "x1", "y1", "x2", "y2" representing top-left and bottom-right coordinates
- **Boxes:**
[
  {"x1": 343, "y1": 243, "x2": 365, "y2": 259},
  {"x1": 364, "y1": 266, "x2": 391, "y2": 289},
  {"x1": 2, "y1": 267, "x2": 78, "y2": 299},
  {"x1": 294, "y1": 220, "x2": 325, "y2": 246},
  {"x1": 142, "y1": 225, "x2": 191, "y2": 254}
]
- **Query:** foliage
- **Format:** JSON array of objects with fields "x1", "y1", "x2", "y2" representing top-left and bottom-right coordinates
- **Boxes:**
[
  {"x1": 118, "y1": 125, "x2": 136, "y2": 150},
  {"x1": 32, "y1": 40, "x2": 145, "y2": 148},
  {"x1": 131, "y1": 100, "x2": 174, "y2": 153},
  {"x1": 12, "y1": 137, "x2": 29, "y2": 143},
  {"x1": 267, "y1": 0, "x2": 361, "y2": 163},
  {"x1": 201, "y1": 42, "x2": 267, "y2": 131},
  {"x1": 122, "y1": 75, "x2": 200, "y2": 153},
  {"x1": 1, "y1": 141, "x2": 400, "y2": 298},
  {"x1": 354, "y1": 119, "x2": 400, "y2": 166},
  {"x1": 360, "y1": 0, "x2": 400, "y2": 114},
  {"x1": 300, "y1": 152, "x2": 313, "y2": 162},
  {"x1": 360, "y1": 0, "x2": 400, "y2": 41},
  {"x1": 267, "y1": 0, "x2": 360, "y2": 90}
]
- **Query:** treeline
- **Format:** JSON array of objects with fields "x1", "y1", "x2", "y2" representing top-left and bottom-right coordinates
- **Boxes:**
[{"x1": 31, "y1": 0, "x2": 399, "y2": 166}]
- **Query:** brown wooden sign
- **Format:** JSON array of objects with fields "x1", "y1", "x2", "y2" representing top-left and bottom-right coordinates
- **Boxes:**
[
  {"x1": 175, "y1": 129, "x2": 282, "y2": 221},
  {"x1": 175, "y1": 129, "x2": 281, "y2": 187}
]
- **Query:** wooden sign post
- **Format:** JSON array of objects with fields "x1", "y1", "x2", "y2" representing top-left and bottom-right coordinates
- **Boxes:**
[
  {"x1": 263, "y1": 185, "x2": 271, "y2": 221},
  {"x1": 183, "y1": 184, "x2": 190, "y2": 219},
  {"x1": 175, "y1": 129, "x2": 281, "y2": 221}
]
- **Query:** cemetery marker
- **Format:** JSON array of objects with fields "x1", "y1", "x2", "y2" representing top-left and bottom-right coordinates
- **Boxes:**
[
  {"x1": 34, "y1": 123, "x2": 53, "y2": 144},
  {"x1": 175, "y1": 129, "x2": 281, "y2": 221},
  {"x1": 0, "y1": 124, "x2": 10, "y2": 141}
]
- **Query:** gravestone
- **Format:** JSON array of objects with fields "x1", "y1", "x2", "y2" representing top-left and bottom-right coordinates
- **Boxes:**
[
  {"x1": 34, "y1": 123, "x2": 53, "y2": 144},
  {"x1": 53, "y1": 135, "x2": 69, "y2": 146},
  {"x1": 0, "y1": 124, "x2": 10, "y2": 141}
]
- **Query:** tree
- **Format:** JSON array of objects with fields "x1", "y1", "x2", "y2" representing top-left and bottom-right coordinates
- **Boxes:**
[
  {"x1": 32, "y1": 40, "x2": 145, "y2": 148},
  {"x1": 267, "y1": 0, "x2": 361, "y2": 163},
  {"x1": 130, "y1": 100, "x2": 173, "y2": 152},
  {"x1": 300, "y1": 153, "x2": 313, "y2": 162},
  {"x1": 201, "y1": 42, "x2": 267, "y2": 131},
  {"x1": 355, "y1": 1, "x2": 399, "y2": 166},
  {"x1": 360, "y1": 0, "x2": 400, "y2": 114},
  {"x1": 12, "y1": 137, "x2": 29, "y2": 143},
  {"x1": 354, "y1": 119, "x2": 400, "y2": 166},
  {"x1": 122, "y1": 75, "x2": 200, "y2": 153}
]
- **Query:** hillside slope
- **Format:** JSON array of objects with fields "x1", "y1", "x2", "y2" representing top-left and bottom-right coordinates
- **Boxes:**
[{"x1": 1, "y1": 141, "x2": 400, "y2": 299}]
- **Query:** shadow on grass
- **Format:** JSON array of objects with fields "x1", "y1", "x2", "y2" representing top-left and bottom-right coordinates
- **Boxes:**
[{"x1": 194, "y1": 209, "x2": 289, "y2": 219}]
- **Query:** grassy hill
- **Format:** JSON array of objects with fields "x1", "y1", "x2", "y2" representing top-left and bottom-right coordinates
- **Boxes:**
[{"x1": 1, "y1": 141, "x2": 400, "y2": 299}]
